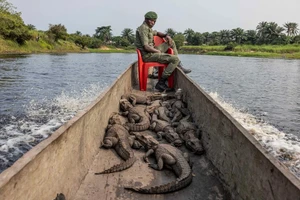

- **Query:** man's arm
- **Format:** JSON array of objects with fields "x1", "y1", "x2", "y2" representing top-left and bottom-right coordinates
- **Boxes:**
[
  {"x1": 157, "y1": 32, "x2": 168, "y2": 38},
  {"x1": 144, "y1": 44, "x2": 161, "y2": 53},
  {"x1": 156, "y1": 32, "x2": 172, "y2": 46}
]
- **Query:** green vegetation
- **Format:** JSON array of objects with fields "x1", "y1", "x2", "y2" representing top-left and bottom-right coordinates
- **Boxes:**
[
  {"x1": 180, "y1": 44, "x2": 300, "y2": 59},
  {"x1": 1, "y1": 0, "x2": 300, "y2": 59}
]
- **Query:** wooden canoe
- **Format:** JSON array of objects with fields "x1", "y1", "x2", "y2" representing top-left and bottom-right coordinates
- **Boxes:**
[{"x1": 0, "y1": 63, "x2": 299, "y2": 200}]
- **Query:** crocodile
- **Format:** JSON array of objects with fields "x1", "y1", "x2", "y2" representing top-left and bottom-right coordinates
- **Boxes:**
[
  {"x1": 108, "y1": 112, "x2": 128, "y2": 127},
  {"x1": 95, "y1": 124, "x2": 137, "y2": 174},
  {"x1": 121, "y1": 93, "x2": 152, "y2": 106},
  {"x1": 145, "y1": 99, "x2": 162, "y2": 114},
  {"x1": 175, "y1": 117, "x2": 205, "y2": 155},
  {"x1": 120, "y1": 99, "x2": 151, "y2": 131},
  {"x1": 108, "y1": 112, "x2": 142, "y2": 149},
  {"x1": 154, "y1": 103, "x2": 173, "y2": 122},
  {"x1": 170, "y1": 89, "x2": 190, "y2": 122},
  {"x1": 120, "y1": 92, "x2": 175, "y2": 107},
  {"x1": 125, "y1": 133, "x2": 193, "y2": 194},
  {"x1": 150, "y1": 114, "x2": 183, "y2": 147},
  {"x1": 181, "y1": 130, "x2": 204, "y2": 155}
]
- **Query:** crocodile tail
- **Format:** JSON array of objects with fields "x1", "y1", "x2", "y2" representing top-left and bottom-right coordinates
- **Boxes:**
[
  {"x1": 126, "y1": 118, "x2": 150, "y2": 132},
  {"x1": 95, "y1": 156, "x2": 136, "y2": 175},
  {"x1": 125, "y1": 172, "x2": 192, "y2": 194}
]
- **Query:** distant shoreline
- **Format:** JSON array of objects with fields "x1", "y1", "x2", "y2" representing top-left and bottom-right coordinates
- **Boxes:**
[
  {"x1": 1, "y1": 49, "x2": 300, "y2": 60},
  {"x1": 1, "y1": 38, "x2": 300, "y2": 59},
  {"x1": 179, "y1": 45, "x2": 300, "y2": 59}
]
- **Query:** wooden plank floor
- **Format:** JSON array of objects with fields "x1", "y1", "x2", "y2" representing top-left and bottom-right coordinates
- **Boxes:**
[{"x1": 73, "y1": 142, "x2": 228, "y2": 200}]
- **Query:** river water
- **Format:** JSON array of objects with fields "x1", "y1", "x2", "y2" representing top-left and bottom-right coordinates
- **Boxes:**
[{"x1": 0, "y1": 53, "x2": 299, "y2": 178}]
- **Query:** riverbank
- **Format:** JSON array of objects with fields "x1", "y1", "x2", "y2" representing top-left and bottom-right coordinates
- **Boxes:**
[
  {"x1": 0, "y1": 38, "x2": 134, "y2": 55},
  {"x1": 180, "y1": 45, "x2": 300, "y2": 59},
  {"x1": 1, "y1": 38, "x2": 300, "y2": 59}
]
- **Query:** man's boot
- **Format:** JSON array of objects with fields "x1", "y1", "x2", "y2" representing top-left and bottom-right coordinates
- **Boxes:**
[
  {"x1": 155, "y1": 77, "x2": 168, "y2": 92},
  {"x1": 178, "y1": 62, "x2": 191, "y2": 74}
]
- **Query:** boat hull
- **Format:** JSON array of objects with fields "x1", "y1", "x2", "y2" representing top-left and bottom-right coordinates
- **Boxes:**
[{"x1": 0, "y1": 63, "x2": 299, "y2": 200}]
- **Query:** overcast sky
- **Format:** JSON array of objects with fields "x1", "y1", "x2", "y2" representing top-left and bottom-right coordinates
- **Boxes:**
[{"x1": 8, "y1": 0, "x2": 300, "y2": 36}]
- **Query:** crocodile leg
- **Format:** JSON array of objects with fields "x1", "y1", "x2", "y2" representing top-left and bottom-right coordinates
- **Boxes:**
[
  {"x1": 149, "y1": 154, "x2": 176, "y2": 170},
  {"x1": 156, "y1": 131, "x2": 164, "y2": 141},
  {"x1": 128, "y1": 135, "x2": 142, "y2": 149},
  {"x1": 143, "y1": 149, "x2": 154, "y2": 163}
]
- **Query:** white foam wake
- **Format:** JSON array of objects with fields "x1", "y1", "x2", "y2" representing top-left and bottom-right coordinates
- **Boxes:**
[
  {"x1": 0, "y1": 83, "x2": 108, "y2": 172},
  {"x1": 209, "y1": 92, "x2": 300, "y2": 178}
]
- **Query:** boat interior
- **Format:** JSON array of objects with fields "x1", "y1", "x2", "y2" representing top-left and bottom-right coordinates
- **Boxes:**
[
  {"x1": 0, "y1": 64, "x2": 299, "y2": 200},
  {"x1": 73, "y1": 67, "x2": 229, "y2": 200}
]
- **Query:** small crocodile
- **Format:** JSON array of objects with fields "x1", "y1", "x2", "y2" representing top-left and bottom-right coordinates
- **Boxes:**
[
  {"x1": 125, "y1": 133, "x2": 193, "y2": 194},
  {"x1": 150, "y1": 114, "x2": 183, "y2": 147},
  {"x1": 95, "y1": 124, "x2": 137, "y2": 174},
  {"x1": 120, "y1": 99, "x2": 151, "y2": 131},
  {"x1": 175, "y1": 117, "x2": 205, "y2": 155},
  {"x1": 108, "y1": 112, "x2": 128, "y2": 127},
  {"x1": 181, "y1": 130, "x2": 204, "y2": 155},
  {"x1": 154, "y1": 104, "x2": 172, "y2": 122},
  {"x1": 121, "y1": 93, "x2": 152, "y2": 106},
  {"x1": 145, "y1": 99, "x2": 162, "y2": 114},
  {"x1": 171, "y1": 89, "x2": 190, "y2": 122}
]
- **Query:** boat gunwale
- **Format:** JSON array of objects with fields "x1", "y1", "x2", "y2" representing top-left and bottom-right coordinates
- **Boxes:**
[
  {"x1": 0, "y1": 64, "x2": 133, "y2": 188},
  {"x1": 179, "y1": 71, "x2": 300, "y2": 189}
]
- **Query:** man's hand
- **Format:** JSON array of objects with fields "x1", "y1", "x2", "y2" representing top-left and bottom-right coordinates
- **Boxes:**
[
  {"x1": 144, "y1": 44, "x2": 161, "y2": 53},
  {"x1": 165, "y1": 35, "x2": 173, "y2": 46}
]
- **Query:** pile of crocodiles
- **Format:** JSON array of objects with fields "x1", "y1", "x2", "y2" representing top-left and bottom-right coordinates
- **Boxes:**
[{"x1": 95, "y1": 89, "x2": 205, "y2": 194}]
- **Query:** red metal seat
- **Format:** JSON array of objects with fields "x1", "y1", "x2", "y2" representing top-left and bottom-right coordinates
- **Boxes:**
[{"x1": 136, "y1": 36, "x2": 174, "y2": 91}]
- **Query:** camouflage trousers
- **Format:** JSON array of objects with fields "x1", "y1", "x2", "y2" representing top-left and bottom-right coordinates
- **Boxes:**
[{"x1": 142, "y1": 40, "x2": 180, "y2": 78}]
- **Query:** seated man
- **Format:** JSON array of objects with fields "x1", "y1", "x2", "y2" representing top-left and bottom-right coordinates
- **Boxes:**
[{"x1": 135, "y1": 11, "x2": 191, "y2": 92}]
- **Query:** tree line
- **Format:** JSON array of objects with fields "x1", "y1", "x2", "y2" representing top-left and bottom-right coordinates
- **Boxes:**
[
  {"x1": 1, "y1": 0, "x2": 299, "y2": 51},
  {"x1": 179, "y1": 22, "x2": 299, "y2": 47}
]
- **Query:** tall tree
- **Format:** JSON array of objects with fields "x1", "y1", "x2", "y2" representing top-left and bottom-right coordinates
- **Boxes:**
[
  {"x1": 173, "y1": 33, "x2": 185, "y2": 49},
  {"x1": 94, "y1": 26, "x2": 112, "y2": 44},
  {"x1": 256, "y1": 21, "x2": 269, "y2": 44},
  {"x1": 219, "y1": 30, "x2": 231, "y2": 45},
  {"x1": 208, "y1": 31, "x2": 221, "y2": 45},
  {"x1": 27, "y1": 24, "x2": 36, "y2": 30},
  {"x1": 75, "y1": 35, "x2": 91, "y2": 49},
  {"x1": 0, "y1": 0, "x2": 17, "y2": 14},
  {"x1": 231, "y1": 28, "x2": 245, "y2": 44},
  {"x1": 184, "y1": 28, "x2": 195, "y2": 45},
  {"x1": 165, "y1": 28, "x2": 176, "y2": 38},
  {"x1": 75, "y1": 31, "x2": 82, "y2": 36},
  {"x1": 202, "y1": 32, "x2": 210, "y2": 45},
  {"x1": 47, "y1": 24, "x2": 68, "y2": 41},
  {"x1": 0, "y1": 3, "x2": 30, "y2": 44},
  {"x1": 245, "y1": 30, "x2": 257, "y2": 45},
  {"x1": 121, "y1": 28, "x2": 134, "y2": 44},
  {"x1": 284, "y1": 22, "x2": 299, "y2": 36},
  {"x1": 190, "y1": 32, "x2": 204, "y2": 45}
]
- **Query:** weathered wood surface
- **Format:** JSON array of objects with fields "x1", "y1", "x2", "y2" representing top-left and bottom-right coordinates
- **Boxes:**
[{"x1": 73, "y1": 141, "x2": 226, "y2": 200}]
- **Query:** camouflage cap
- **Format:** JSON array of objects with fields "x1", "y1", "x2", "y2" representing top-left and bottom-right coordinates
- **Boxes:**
[{"x1": 144, "y1": 11, "x2": 158, "y2": 19}]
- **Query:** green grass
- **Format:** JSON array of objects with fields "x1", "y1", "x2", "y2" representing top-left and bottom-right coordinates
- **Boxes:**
[
  {"x1": 0, "y1": 37, "x2": 84, "y2": 54},
  {"x1": 234, "y1": 44, "x2": 300, "y2": 53},
  {"x1": 205, "y1": 51, "x2": 282, "y2": 58},
  {"x1": 2, "y1": 37, "x2": 300, "y2": 59},
  {"x1": 181, "y1": 45, "x2": 225, "y2": 53},
  {"x1": 88, "y1": 49, "x2": 134, "y2": 53},
  {"x1": 0, "y1": 37, "x2": 136, "y2": 54},
  {"x1": 179, "y1": 44, "x2": 300, "y2": 59}
]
